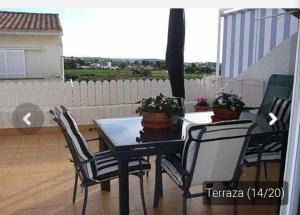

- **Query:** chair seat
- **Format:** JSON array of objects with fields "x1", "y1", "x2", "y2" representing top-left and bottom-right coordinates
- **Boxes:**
[
  {"x1": 245, "y1": 144, "x2": 262, "y2": 155},
  {"x1": 93, "y1": 150, "x2": 151, "y2": 182},
  {"x1": 161, "y1": 154, "x2": 183, "y2": 187},
  {"x1": 245, "y1": 142, "x2": 282, "y2": 163},
  {"x1": 246, "y1": 142, "x2": 282, "y2": 154},
  {"x1": 244, "y1": 151, "x2": 281, "y2": 163}
]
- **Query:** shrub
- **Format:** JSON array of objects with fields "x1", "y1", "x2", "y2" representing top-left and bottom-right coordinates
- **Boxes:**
[
  {"x1": 132, "y1": 68, "x2": 152, "y2": 77},
  {"x1": 65, "y1": 73, "x2": 80, "y2": 80}
]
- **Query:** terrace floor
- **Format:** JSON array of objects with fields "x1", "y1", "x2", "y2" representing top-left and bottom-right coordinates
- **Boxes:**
[{"x1": 0, "y1": 131, "x2": 280, "y2": 215}]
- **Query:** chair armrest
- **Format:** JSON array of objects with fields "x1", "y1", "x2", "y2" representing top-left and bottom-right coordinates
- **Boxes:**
[
  {"x1": 165, "y1": 154, "x2": 189, "y2": 177},
  {"x1": 86, "y1": 137, "x2": 100, "y2": 142},
  {"x1": 93, "y1": 151, "x2": 112, "y2": 159},
  {"x1": 49, "y1": 109, "x2": 55, "y2": 116},
  {"x1": 77, "y1": 157, "x2": 96, "y2": 166},
  {"x1": 243, "y1": 107, "x2": 259, "y2": 111}
]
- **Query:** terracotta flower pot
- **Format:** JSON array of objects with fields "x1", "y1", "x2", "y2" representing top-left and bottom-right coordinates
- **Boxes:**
[
  {"x1": 194, "y1": 105, "x2": 210, "y2": 112},
  {"x1": 212, "y1": 107, "x2": 242, "y2": 121},
  {"x1": 141, "y1": 112, "x2": 171, "y2": 129}
]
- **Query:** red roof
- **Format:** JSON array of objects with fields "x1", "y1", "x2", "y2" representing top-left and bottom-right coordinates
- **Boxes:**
[{"x1": 0, "y1": 11, "x2": 62, "y2": 34}]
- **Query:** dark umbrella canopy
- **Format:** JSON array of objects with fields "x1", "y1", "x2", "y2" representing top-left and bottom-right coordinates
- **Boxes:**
[
  {"x1": 166, "y1": 9, "x2": 185, "y2": 98},
  {"x1": 284, "y1": 9, "x2": 300, "y2": 18}
]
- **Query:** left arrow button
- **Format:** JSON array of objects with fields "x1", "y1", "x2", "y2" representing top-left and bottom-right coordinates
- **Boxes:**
[
  {"x1": 23, "y1": 113, "x2": 32, "y2": 126},
  {"x1": 12, "y1": 103, "x2": 44, "y2": 134}
]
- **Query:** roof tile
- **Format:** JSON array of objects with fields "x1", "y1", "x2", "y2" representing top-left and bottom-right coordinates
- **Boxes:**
[{"x1": 0, "y1": 11, "x2": 62, "y2": 33}]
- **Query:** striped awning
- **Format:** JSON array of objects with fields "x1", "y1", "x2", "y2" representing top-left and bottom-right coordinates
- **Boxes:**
[{"x1": 221, "y1": 8, "x2": 299, "y2": 78}]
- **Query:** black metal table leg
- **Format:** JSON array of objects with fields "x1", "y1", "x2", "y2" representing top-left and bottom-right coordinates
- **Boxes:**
[
  {"x1": 119, "y1": 160, "x2": 129, "y2": 215},
  {"x1": 157, "y1": 156, "x2": 163, "y2": 197},
  {"x1": 99, "y1": 137, "x2": 111, "y2": 191},
  {"x1": 153, "y1": 155, "x2": 162, "y2": 208}
]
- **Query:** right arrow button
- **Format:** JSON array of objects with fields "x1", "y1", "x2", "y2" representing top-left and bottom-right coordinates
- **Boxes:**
[{"x1": 268, "y1": 113, "x2": 278, "y2": 125}]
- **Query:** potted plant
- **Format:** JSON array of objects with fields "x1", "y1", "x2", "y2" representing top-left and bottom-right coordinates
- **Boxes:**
[
  {"x1": 212, "y1": 89, "x2": 245, "y2": 122},
  {"x1": 136, "y1": 94, "x2": 182, "y2": 129},
  {"x1": 194, "y1": 97, "x2": 210, "y2": 112}
]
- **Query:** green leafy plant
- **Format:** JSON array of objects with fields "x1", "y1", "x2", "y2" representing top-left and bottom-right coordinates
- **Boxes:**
[
  {"x1": 136, "y1": 94, "x2": 182, "y2": 117},
  {"x1": 212, "y1": 89, "x2": 245, "y2": 110}
]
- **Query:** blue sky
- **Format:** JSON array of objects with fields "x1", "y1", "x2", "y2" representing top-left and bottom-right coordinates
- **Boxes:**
[{"x1": 2, "y1": 8, "x2": 219, "y2": 62}]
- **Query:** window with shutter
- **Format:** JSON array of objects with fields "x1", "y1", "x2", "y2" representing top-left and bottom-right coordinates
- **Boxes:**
[
  {"x1": 0, "y1": 49, "x2": 26, "y2": 79},
  {"x1": 0, "y1": 50, "x2": 6, "y2": 78}
]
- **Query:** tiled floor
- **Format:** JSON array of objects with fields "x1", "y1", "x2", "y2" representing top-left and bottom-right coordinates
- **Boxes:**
[{"x1": 0, "y1": 131, "x2": 280, "y2": 215}]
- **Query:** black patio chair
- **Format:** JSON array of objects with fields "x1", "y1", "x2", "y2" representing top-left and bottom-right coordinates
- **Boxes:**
[
  {"x1": 153, "y1": 120, "x2": 256, "y2": 215},
  {"x1": 242, "y1": 74, "x2": 293, "y2": 184},
  {"x1": 244, "y1": 97, "x2": 291, "y2": 184},
  {"x1": 50, "y1": 106, "x2": 151, "y2": 215}
]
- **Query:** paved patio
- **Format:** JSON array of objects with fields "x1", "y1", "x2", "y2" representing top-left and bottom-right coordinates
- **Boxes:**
[{"x1": 0, "y1": 131, "x2": 280, "y2": 215}]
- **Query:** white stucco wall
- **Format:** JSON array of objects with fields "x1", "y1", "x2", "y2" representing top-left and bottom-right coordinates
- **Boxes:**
[
  {"x1": 0, "y1": 34, "x2": 63, "y2": 79},
  {"x1": 237, "y1": 33, "x2": 298, "y2": 81}
]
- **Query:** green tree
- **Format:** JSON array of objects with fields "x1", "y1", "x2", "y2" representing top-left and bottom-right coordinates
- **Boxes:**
[
  {"x1": 142, "y1": 60, "x2": 147, "y2": 66},
  {"x1": 119, "y1": 62, "x2": 127, "y2": 69},
  {"x1": 132, "y1": 68, "x2": 151, "y2": 77},
  {"x1": 185, "y1": 66, "x2": 196, "y2": 74},
  {"x1": 64, "y1": 57, "x2": 77, "y2": 69}
]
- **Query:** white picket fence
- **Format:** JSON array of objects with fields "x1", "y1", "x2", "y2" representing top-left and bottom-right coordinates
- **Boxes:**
[{"x1": 0, "y1": 76, "x2": 265, "y2": 128}]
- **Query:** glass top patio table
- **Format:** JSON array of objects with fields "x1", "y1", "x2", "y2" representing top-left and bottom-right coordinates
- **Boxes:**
[
  {"x1": 94, "y1": 111, "x2": 289, "y2": 152},
  {"x1": 95, "y1": 112, "x2": 213, "y2": 150},
  {"x1": 94, "y1": 111, "x2": 289, "y2": 215}
]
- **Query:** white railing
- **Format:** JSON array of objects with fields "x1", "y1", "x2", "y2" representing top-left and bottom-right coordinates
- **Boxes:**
[{"x1": 0, "y1": 76, "x2": 265, "y2": 128}]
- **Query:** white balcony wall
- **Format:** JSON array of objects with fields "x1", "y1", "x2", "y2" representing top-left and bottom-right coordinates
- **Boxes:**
[
  {"x1": 0, "y1": 76, "x2": 265, "y2": 129},
  {"x1": 238, "y1": 33, "x2": 298, "y2": 81}
]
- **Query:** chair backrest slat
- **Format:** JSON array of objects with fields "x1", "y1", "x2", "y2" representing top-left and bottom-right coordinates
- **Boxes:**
[{"x1": 258, "y1": 74, "x2": 293, "y2": 115}]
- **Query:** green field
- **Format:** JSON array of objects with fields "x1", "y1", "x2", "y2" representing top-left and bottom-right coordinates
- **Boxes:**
[{"x1": 65, "y1": 69, "x2": 208, "y2": 81}]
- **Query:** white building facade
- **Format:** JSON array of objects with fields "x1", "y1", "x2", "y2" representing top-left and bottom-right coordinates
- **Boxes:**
[{"x1": 0, "y1": 11, "x2": 63, "y2": 80}]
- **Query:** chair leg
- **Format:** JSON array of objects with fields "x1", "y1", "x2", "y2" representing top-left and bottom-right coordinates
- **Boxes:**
[
  {"x1": 205, "y1": 183, "x2": 213, "y2": 204},
  {"x1": 72, "y1": 170, "x2": 78, "y2": 203},
  {"x1": 146, "y1": 156, "x2": 150, "y2": 177},
  {"x1": 255, "y1": 155, "x2": 262, "y2": 188},
  {"x1": 182, "y1": 195, "x2": 187, "y2": 215},
  {"x1": 81, "y1": 186, "x2": 88, "y2": 215},
  {"x1": 253, "y1": 153, "x2": 262, "y2": 204},
  {"x1": 233, "y1": 197, "x2": 238, "y2": 215},
  {"x1": 138, "y1": 174, "x2": 148, "y2": 215},
  {"x1": 158, "y1": 163, "x2": 163, "y2": 197},
  {"x1": 255, "y1": 161, "x2": 261, "y2": 188},
  {"x1": 263, "y1": 161, "x2": 268, "y2": 178}
]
